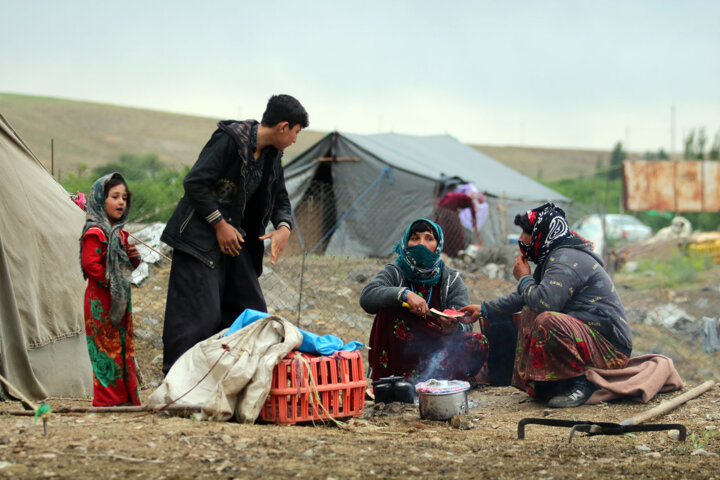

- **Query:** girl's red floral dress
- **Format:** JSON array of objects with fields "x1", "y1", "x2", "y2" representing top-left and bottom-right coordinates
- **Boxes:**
[{"x1": 81, "y1": 227, "x2": 141, "y2": 406}]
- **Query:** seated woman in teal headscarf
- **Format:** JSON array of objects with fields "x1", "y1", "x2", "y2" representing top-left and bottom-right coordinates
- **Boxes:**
[{"x1": 360, "y1": 218, "x2": 488, "y2": 383}]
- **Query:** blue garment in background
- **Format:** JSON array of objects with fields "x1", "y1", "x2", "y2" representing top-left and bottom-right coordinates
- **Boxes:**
[{"x1": 223, "y1": 309, "x2": 364, "y2": 356}]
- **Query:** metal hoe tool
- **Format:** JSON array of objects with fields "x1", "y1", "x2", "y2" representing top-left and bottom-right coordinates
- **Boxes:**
[{"x1": 518, "y1": 380, "x2": 716, "y2": 443}]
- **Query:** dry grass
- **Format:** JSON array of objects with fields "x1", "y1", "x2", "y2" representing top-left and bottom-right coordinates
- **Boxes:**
[{"x1": 0, "y1": 92, "x2": 656, "y2": 181}]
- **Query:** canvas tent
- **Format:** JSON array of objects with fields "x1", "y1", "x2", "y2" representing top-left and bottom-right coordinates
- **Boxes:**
[
  {"x1": 0, "y1": 113, "x2": 92, "y2": 400},
  {"x1": 284, "y1": 131, "x2": 568, "y2": 257}
]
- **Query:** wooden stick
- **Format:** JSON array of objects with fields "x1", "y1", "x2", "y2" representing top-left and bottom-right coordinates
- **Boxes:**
[
  {"x1": 127, "y1": 233, "x2": 172, "y2": 262},
  {"x1": 5, "y1": 405, "x2": 201, "y2": 416},
  {"x1": 620, "y1": 380, "x2": 717, "y2": 426},
  {"x1": 57, "y1": 405, "x2": 200, "y2": 413}
]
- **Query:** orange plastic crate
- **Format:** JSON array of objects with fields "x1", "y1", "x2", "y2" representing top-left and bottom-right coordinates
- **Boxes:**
[{"x1": 260, "y1": 350, "x2": 367, "y2": 424}]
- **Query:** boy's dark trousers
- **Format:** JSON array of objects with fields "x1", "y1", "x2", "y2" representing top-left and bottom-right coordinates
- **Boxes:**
[{"x1": 162, "y1": 248, "x2": 266, "y2": 375}]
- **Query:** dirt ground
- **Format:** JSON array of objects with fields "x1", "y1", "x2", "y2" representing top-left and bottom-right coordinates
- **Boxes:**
[{"x1": 2, "y1": 248, "x2": 720, "y2": 479}]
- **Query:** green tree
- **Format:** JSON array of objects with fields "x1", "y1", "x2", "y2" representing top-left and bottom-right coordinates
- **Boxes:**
[
  {"x1": 708, "y1": 132, "x2": 719, "y2": 161},
  {"x1": 696, "y1": 128, "x2": 707, "y2": 160},
  {"x1": 657, "y1": 148, "x2": 669, "y2": 160},
  {"x1": 92, "y1": 153, "x2": 163, "y2": 181},
  {"x1": 684, "y1": 130, "x2": 696, "y2": 160},
  {"x1": 608, "y1": 142, "x2": 626, "y2": 180}
]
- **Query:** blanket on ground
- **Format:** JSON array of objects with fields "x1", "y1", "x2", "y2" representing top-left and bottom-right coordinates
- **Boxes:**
[
  {"x1": 585, "y1": 354, "x2": 684, "y2": 404},
  {"x1": 147, "y1": 315, "x2": 303, "y2": 422}
]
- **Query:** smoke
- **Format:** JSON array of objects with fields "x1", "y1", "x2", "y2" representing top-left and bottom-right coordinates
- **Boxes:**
[{"x1": 410, "y1": 333, "x2": 471, "y2": 383}]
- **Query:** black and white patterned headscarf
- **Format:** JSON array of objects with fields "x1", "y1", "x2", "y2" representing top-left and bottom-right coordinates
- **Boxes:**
[{"x1": 516, "y1": 203, "x2": 583, "y2": 271}]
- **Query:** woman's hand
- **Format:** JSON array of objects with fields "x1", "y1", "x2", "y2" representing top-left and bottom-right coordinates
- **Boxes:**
[
  {"x1": 460, "y1": 304, "x2": 491, "y2": 335},
  {"x1": 459, "y1": 304, "x2": 482, "y2": 323},
  {"x1": 437, "y1": 316, "x2": 460, "y2": 335},
  {"x1": 405, "y1": 291, "x2": 428, "y2": 317},
  {"x1": 513, "y1": 255, "x2": 531, "y2": 280}
]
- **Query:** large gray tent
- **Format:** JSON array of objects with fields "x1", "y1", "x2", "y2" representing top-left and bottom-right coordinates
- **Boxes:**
[
  {"x1": 284, "y1": 131, "x2": 568, "y2": 257},
  {"x1": 0, "y1": 113, "x2": 92, "y2": 400}
]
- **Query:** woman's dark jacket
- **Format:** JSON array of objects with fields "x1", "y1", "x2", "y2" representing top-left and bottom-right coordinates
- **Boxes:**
[
  {"x1": 161, "y1": 120, "x2": 292, "y2": 274},
  {"x1": 484, "y1": 243, "x2": 632, "y2": 356}
]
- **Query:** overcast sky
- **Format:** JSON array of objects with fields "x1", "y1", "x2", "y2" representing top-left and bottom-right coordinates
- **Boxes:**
[{"x1": 2, "y1": 0, "x2": 719, "y2": 152}]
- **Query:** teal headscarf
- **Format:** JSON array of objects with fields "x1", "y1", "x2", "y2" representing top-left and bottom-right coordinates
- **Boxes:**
[
  {"x1": 394, "y1": 218, "x2": 444, "y2": 286},
  {"x1": 80, "y1": 173, "x2": 133, "y2": 327}
]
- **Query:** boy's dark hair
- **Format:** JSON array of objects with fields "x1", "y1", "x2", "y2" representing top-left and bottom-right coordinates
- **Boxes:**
[
  {"x1": 409, "y1": 220, "x2": 437, "y2": 240},
  {"x1": 104, "y1": 173, "x2": 132, "y2": 210},
  {"x1": 261, "y1": 94, "x2": 309, "y2": 129}
]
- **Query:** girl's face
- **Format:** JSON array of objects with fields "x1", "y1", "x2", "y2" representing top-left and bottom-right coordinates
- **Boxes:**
[
  {"x1": 105, "y1": 184, "x2": 128, "y2": 224},
  {"x1": 408, "y1": 230, "x2": 438, "y2": 253}
]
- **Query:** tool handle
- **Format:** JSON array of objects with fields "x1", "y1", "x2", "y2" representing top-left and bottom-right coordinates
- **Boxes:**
[
  {"x1": 621, "y1": 380, "x2": 716, "y2": 426},
  {"x1": 128, "y1": 232, "x2": 172, "y2": 262}
]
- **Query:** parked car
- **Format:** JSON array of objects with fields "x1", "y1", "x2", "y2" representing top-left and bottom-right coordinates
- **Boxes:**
[{"x1": 571, "y1": 214, "x2": 652, "y2": 253}]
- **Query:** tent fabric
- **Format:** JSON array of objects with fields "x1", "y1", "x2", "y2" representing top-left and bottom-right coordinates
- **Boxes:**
[
  {"x1": 284, "y1": 132, "x2": 568, "y2": 256},
  {"x1": 0, "y1": 113, "x2": 93, "y2": 400},
  {"x1": 147, "y1": 315, "x2": 303, "y2": 422}
]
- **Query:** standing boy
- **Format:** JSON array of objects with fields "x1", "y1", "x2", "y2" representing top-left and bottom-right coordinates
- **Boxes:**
[{"x1": 160, "y1": 94, "x2": 309, "y2": 374}]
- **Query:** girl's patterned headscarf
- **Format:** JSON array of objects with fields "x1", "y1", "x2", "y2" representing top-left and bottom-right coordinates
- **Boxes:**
[
  {"x1": 80, "y1": 173, "x2": 133, "y2": 327},
  {"x1": 394, "y1": 218, "x2": 444, "y2": 285},
  {"x1": 515, "y1": 203, "x2": 585, "y2": 279}
]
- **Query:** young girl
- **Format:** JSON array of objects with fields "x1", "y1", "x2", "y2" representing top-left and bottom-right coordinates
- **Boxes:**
[{"x1": 80, "y1": 172, "x2": 142, "y2": 406}]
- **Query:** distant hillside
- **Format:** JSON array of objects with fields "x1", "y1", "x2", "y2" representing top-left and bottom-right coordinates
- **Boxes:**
[
  {"x1": 1, "y1": 93, "x2": 653, "y2": 181},
  {"x1": 0, "y1": 93, "x2": 325, "y2": 176},
  {"x1": 470, "y1": 144, "x2": 651, "y2": 182}
]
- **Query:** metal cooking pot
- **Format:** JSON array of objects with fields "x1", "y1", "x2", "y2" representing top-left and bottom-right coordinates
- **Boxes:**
[{"x1": 418, "y1": 390, "x2": 468, "y2": 420}]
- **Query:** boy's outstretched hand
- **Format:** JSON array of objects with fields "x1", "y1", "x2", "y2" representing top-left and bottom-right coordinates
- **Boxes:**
[{"x1": 259, "y1": 225, "x2": 291, "y2": 264}]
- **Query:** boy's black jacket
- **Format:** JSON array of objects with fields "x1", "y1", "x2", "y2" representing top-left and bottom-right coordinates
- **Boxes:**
[{"x1": 161, "y1": 120, "x2": 292, "y2": 274}]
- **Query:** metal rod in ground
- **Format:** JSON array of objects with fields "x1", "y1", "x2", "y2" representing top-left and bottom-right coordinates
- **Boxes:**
[{"x1": 296, "y1": 252, "x2": 306, "y2": 326}]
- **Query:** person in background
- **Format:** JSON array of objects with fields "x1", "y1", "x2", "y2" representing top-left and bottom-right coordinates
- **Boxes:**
[
  {"x1": 360, "y1": 219, "x2": 488, "y2": 383},
  {"x1": 461, "y1": 203, "x2": 632, "y2": 408},
  {"x1": 433, "y1": 187, "x2": 481, "y2": 257},
  {"x1": 456, "y1": 183, "x2": 488, "y2": 247},
  {"x1": 160, "y1": 94, "x2": 308, "y2": 375},
  {"x1": 80, "y1": 173, "x2": 142, "y2": 406}
]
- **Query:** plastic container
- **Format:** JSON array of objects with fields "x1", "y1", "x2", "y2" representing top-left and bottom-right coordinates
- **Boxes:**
[
  {"x1": 260, "y1": 350, "x2": 367, "y2": 424},
  {"x1": 688, "y1": 240, "x2": 720, "y2": 263}
]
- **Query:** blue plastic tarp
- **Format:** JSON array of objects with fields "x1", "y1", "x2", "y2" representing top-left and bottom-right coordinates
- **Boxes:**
[{"x1": 223, "y1": 309, "x2": 364, "y2": 356}]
